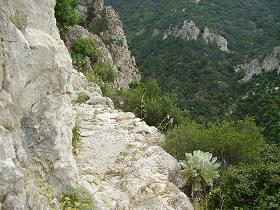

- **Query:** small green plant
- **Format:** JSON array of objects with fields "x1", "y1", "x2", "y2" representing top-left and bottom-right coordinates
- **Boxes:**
[
  {"x1": 72, "y1": 123, "x2": 81, "y2": 152},
  {"x1": 180, "y1": 150, "x2": 220, "y2": 199},
  {"x1": 59, "y1": 188, "x2": 95, "y2": 210},
  {"x1": 3, "y1": 124, "x2": 15, "y2": 132},
  {"x1": 76, "y1": 92, "x2": 90, "y2": 104}
]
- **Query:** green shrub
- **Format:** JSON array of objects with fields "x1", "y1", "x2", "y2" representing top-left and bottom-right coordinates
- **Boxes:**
[
  {"x1": 55, "y1": 0, "x2": 82, "y2": 31},
  {"x1": 71, "y1": 38, "x2": 98, "y2": 69},
  {"x1": 165, "y1": 118, "x2": 265, "y2": 165},
  {"x1": 93, "y1": 61, "x2": 116, "y2": 83},
  {"x1": 72, "y1": 123, "x2": 81, "y2": 152},
  {"x1": 114, "y1": 79, "x2": 189, "y2": 131},
  {"x1": 206, "y1": 145, "x2": 280, "y2": 209},
  {"x1": 180, "y1": 150, "x2": 220, "y2": 199},
  {"x1": 76, "y1": 92, "x2": 90, "y2": 104},
  {"x1": 59, "y1": 188, "x2": 95, "y2": 210}
]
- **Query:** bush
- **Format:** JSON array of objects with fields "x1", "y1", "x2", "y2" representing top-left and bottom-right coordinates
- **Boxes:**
[
  {"x1": 55, "y1": 0, "x2": 82, "y2": 31},
  {"x1": 59, "y1": 188, "x2": 95, "y2": 210},
  {"x1": 165, "y1": 118, "x2": 265, "y2": 165},
  {"x1": 206, "y1": 145, "x2": 280, "y2": 209},
  {"x1": 93, "y1": 61, "x2": 116, "y2": 83},
  {"x1": 71, "y1": 38, "x2": 98, "y2": 69},
  {"x1": 113, "y1": 79, "x2": 190, "y2": 131}
]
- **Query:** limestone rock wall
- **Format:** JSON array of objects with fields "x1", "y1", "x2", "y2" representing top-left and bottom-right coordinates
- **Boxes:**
[
  {"x1": 235, "y1": 46, "x2": 280, "y2": 82},
  {"x1": 0, "y1": 0, "x2": 81, "y2": 208}
]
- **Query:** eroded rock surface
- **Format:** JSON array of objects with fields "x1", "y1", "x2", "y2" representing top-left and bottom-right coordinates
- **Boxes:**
[
  {"x1": 81, "y1": 0, "x2": 141, "y2": 89},
  {"x1": 235, "y1": 46, "x2": 280, "y2": 81},
  {"x1": 153, "y1": 20, "x2": 200, "y2": 41},
  {"x1": 153, "y1": 21, "x2": 229, "y2": 52},
  {"x1": 203, "y1": 27, "x2": 229, "y2": 52}
]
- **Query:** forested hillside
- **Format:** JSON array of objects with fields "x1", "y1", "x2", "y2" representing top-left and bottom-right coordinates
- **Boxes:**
[{"x1": 106, "y1": 0, "x2": 280, "y2": 142}]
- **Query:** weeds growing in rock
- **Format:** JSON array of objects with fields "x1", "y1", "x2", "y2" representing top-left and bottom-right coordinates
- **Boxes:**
[
  {"x1": 59, "y1": 188, "x2": 95, "y2": 210},
  {"x1": 3, "y1": 124, "x2": 15, "y2": 132},
  {"x1": 72, "y1": 123, "x2": 81, "y2": 153},
  {"x1": 76, "y1": 92, "x2": 90, "y2": 104}
]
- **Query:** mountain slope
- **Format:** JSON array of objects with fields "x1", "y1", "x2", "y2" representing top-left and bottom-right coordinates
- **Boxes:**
[{"x1": 105, "y1": 0, "x2": 280, "y2": 122}]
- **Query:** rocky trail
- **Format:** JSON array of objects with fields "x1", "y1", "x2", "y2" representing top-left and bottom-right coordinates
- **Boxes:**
[{"x1": 74, "y1": 91, "x2": 193, "y2": 210}]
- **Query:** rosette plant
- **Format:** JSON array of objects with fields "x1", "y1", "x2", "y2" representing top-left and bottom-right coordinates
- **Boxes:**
[{"x1": 180, "y1": 150, "x2": 220, "y2": 198}]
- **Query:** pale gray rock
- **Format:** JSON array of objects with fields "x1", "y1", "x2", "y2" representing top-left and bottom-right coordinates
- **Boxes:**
[
  {"x1": 203, "y1": 27, "x2": 229, "y2": 52},
  {"x1": 235, "y1": 46, "x2": 280, "y2": 81},
  {"x1": 0, "y1": 0, "x2": 80, "y2": 208},
  {"x1": 153, "y1": 20, "x2": 200, "y2": 41}
]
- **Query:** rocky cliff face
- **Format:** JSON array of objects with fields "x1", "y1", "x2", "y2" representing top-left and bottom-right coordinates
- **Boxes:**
[
  {"x1": 203, "y1": 27, "x2": 229, "y2": 52},
  {"x1": 235, "y1": 46, "x2": 280, "y2": 82},
  {"x1": 0, "y1": 0, "x2": 193, "y2": 209},
  {"x1": 153, "y1": 20, "x2": 200, "y2": 41},
  {"x1": 79, "y1": 0, "x2": 141, "y2": 89},
  {"x1": 153, "y1": 20, "x2": 229, "y2": 52}
]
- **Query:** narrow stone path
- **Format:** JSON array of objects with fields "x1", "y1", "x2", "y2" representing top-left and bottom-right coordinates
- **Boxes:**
[{"x1": 74, "y1": 101, "x2": 193, "y2": 210}]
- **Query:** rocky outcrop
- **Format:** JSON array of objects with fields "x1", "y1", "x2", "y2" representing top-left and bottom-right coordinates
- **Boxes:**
[
  {"x1": 0, "y1": 0, "x2": 193, "y2": 209},
  {"x1": 82, "y1": 0, "x2": 141, "y2": 89},
  {"x1": 153, "y1": 21, "x2": 229, "y2": 52},
  {"x1": 153, "y1": 20, "x2": 200, "y2": 41},
  {"x1": 235, "y1": 46, "x2": 280, "y2": 82},
  {"x1": 203, "y1": 27, "x2": 229, "y2": 52},
  {"x1": 65, "y1": 25, "x2": 117, "y2": 76}
]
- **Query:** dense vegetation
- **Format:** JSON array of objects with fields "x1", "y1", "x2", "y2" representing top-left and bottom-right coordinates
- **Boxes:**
[
  {"x1": 106, "y1": 0, "x2": 280, "y2": 127},
  {"x1": 165, "y1": 118, "x2": 265, "y2": 165},
  {"x1": 230, "y1": 69, "x2": 280, "y2": 144}
]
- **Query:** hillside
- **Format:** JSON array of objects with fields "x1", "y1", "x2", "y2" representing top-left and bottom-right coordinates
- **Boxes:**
[{"x1": 106, "y1": 0, "x2": 280, "y2": 121}]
